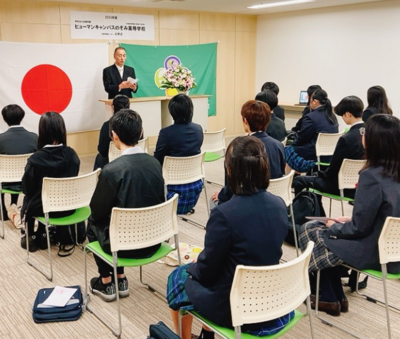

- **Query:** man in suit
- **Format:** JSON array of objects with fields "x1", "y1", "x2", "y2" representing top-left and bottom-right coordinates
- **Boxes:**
[
  {"x1": 293, "y1": 95, "x2": 365, "y2": 199},
  {"x1": 87, "y1": 109, "x2": 165, "y2": 302},
  {"x1": 255, "y1": 90, "x2": 286, "y2": 142},
  {"x1": 0, "y1": 104, "x2": 37, "y2": 218},
  {"x1": 103, "y1": 47, "x2": 138, "y2": 99}
]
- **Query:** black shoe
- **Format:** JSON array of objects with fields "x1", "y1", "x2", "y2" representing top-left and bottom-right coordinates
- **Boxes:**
[
  {"x1": 90, "y1": 277, "x2": 116, "y2": 302},
  {"x1": 21, "y1": 235, "x2": 38, "y2": 252},
  {"x1": 310, "y1": 295, "x2": 341, "y2": 316},
  {"x1": 117, "y1": 277, "x2": 129, "y2": 298},
  {"x1": 35, "y1": 232, "x2": 48, "y2": 250},
  {"x1": 347, "y1": 271, "x2": 368, "y2": 292}
]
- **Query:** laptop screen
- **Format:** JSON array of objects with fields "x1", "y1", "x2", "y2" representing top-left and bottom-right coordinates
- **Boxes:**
[{"x1": 299, "y1": 90, "x2": 308, "y2": 104}]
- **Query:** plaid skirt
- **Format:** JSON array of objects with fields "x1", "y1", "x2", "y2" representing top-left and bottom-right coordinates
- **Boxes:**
[
  {"x1": 166, "y1": 265, "x2": 295, "y2": 337},
  {"x1": 285, "y1": 146, "x2": 316, "y2": 173},
  {"x1": 299, "y1": 220, "x2": 343, "y2": 272},
  {"x1": 167, "y1": 179, "x2": 203, "y2": 215}
]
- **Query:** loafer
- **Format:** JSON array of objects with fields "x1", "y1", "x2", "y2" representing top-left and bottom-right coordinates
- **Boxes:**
[
  {"x1": 340, "y1": 298, "x2": 349, "y2": 313},
  {"x1": 310, "y1": 295, "x2": 340, "y2": 316}
]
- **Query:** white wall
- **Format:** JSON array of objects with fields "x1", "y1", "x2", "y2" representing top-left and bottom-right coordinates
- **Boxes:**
[{"x1": 256, "y1": 0, "x2": 400, "y2": 118}]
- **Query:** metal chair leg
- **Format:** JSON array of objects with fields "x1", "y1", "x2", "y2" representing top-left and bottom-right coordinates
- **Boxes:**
[
  {"x1": 26, "y1": 217, "x2": 53, "y2": 281},
  {"x1": 289, "y1": 204, "x2": 300, "y2": 257},
  {"x1": 305, "y1": 295, "x2": 316, "y2": 339},
  {"x1": 0, "y1": 189, "x2": 4, "y2": 239}
]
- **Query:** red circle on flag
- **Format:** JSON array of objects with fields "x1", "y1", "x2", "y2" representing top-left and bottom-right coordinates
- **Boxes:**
[{"x1": 21, "y1": 64, "x2": 72, "y2": 115}]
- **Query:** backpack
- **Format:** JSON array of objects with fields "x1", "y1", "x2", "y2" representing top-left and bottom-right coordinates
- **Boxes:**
[
  {"x1": 285, "y1": 190, "x2": 325, "y2": 246},
  {"x1": 48, "y1": 222, "x2": 86, "y2": 257},
  {"x1": 147, "y1": 321, "x2": 181, "y2": 339}
]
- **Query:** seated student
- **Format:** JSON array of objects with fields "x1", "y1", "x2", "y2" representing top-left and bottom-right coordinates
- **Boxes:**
[
  {"x1": 153, "y1": 94, "x2": 203, "y2": 215},
  {"x1": 292, "y1": 96, "x2": 365, "y2": 198},
  {"x1": 362, "y1": 85, "x2": 393, "y2": 122},
  {"x1": 261, "y1": 82, "x2": 285, "y2": 121},
  {"x1": 299, "y1": 114, "x2": 400, "y2": 316},
  {"x1": 93, "y1": 94, "x2": 130, "y2": 170},
  {"x1": 0, "y1": 104, "x2": 37, "y2": 219},
  {"x1": 255, "y1": 90, "x2": 286, "y2": 142},
  {"x1": 87, "y1": 109, "x2": 165, "y2": 302},
  {"x1": 291, "y1": 85, "x2": 322, "y2": 133},
  {"x1": 21, "y1": 112, "x2": 80, "y2": 252},
  {"x1": 167, "y1": 136, "x2": 293, "y2": 339},
  {"x1": 285, "y1": 89, "x2": 338, "y2": 173},
  {"x1": 211, "y1": 100, "x2": 285, "y2": 206}
]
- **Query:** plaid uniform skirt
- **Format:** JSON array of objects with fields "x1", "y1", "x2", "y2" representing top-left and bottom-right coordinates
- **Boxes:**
[
  {"x1": 166, "y1": 265, "x2": 295, "y2": 337},
  {"x1": 285, "y1": 146, "x2": 316, "y2": 173},
  {"x1": 299, "y1": 220, "x2": 343, "y2": 272},
  {"x1": 167, "y1": 179, "x2": 203, "y2": 215}
]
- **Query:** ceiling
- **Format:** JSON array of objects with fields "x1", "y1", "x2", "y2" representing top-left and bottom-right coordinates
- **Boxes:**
[{"x1": 34, "y1": 0, "x2": 385, "y2": 15}]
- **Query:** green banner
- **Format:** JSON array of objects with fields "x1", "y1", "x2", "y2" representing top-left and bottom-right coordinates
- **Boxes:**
[{"x1": 121, "y1": 42, "x2": 217, "y2": 116}]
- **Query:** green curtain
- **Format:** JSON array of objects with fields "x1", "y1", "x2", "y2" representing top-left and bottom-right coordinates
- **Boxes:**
[{"x1": 120, "y1": 42, "x2": 217, "y2": 116}]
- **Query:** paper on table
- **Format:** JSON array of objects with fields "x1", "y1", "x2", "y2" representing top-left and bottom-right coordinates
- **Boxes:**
[
  {"x1": 127, "y1": 77, "x2": 139, "y2": 84},
  {"x1": 42, "y1": 286, "x2": 78, "y2": 307}
]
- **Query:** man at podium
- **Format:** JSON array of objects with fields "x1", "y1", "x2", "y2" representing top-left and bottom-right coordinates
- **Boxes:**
[{"x1": 103, "y1": 47, "x2": 138, "y2": 99}]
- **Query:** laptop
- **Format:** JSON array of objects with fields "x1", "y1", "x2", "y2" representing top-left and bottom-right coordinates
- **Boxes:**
[{"x1": 296, "y1": 90, "x2": 308, "y2": 106}]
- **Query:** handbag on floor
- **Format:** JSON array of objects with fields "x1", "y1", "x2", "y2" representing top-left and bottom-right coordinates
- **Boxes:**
[
  {"x1": 148, "y1": 321, "x2": 181, "y2": 339},
  {"x1": 32, "y1": 285, "x2": 83, "y2": 323}
]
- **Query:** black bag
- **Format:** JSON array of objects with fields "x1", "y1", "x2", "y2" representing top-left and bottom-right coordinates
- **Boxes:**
[
  {"x1": 48, "y1": 222, "x2": 86, "y2": 257},
  {"x1": 148, "y1": 321, "x2": 181, "y2": 339},
  {"x1": 285, "y1": 190, "x2": 325, "y2": 246},
  {"x1": 32, "y1": 285, "x2": 83, "y2": 323}
]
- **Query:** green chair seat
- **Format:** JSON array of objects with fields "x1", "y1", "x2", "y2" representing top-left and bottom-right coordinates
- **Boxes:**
[
  {"x1": 308, "y1": 188, "x2": 354, "y2": 202},
  {"x1": 188, "y1": 310, "x2": 304, "y2": 339},
  {"x1": 205, "y1": 152, "x2": 223, "y2": 162},
  {"x1": 315, "y1": 161, "x2": 330, "y2": 167},
  {"x1": 86, "y1": 241, "x2": 174, "y2": 267},
  {"x1": 363, "y1": 269, "x2": 400, "y2": 280},
  {"x1": 36, "y1": 206, "x2": 91, "y2": 226},
  {"x1": 1, "y1": 188, "x2": 21, "y2": 194}
]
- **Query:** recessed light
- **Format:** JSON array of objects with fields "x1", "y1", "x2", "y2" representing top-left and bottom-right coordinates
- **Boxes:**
[{"x1": 248, "y1": 0, "x2": 315, "y2": 9}]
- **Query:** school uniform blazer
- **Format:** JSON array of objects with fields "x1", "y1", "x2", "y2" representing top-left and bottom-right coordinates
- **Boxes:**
[
  {"x1": 362, "y1": 106, "x2": 378, "y2": 122},
  {"x1": 266, "y1": 113, "x2": 287, "y2": 142},
  {"x1": 103, "y1": 64, "x2": 138, "y2": 99},
  {"x1": 292, "y1": 106, "x2": 338, "y2": 160},
  {"x1": 273, "y1": 105, "x2": 285, "y2": 121},
  {"x1": 153, "y1": 122, "x2": 203, "y2": 166},
  {"x1": 217, "y1": 131, "x2": 285, "y2": 203},
  {"x1": 0, "y1": 126, "x2": 37, "y2": 154},
  {"x1": 185, "y1": 190, "x2": 289, "y2": 327},
  {"x1": 324, "y1": 166, "x2": 400, "y2": 273}
]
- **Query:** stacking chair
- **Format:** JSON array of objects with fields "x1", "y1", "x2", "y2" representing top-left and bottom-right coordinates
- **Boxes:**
[
  {"x1": 179, "y1": 241, "x2": 315, "y2": 339},
  {"x1": 0, "y1": 153, "x2": 32, "y2": 239},
  {"x1": 138, "y1": 136, "x2": 149, "y2": 153},
  {"x1": 108, "y1": 141, "x2": 121, "y2": 162},
  {"x1": 84, "y1": 194, "x2": 181, "y2": 339},
  {"x1": 315, "y1": 132, "x2": 344, "y2": 170},
  {"x1": 309, "y1": 159, "x2": 366, "y2": 216},
  {"x1": 163, "y1": 152, "x2": 209, "y2": 229},
  {"x1": 202, "y1": 128, "x2": 226, "y2": 186},
  {"x1": 269, "y1": 170, "x2": 299, "y2": 256},
  {"x1": 27, "y1": 169, "x2": 101, "y2": 281},
  {"x1": 281, "y1": 137, "x2": 287, "y2": 147},
  {"x1": 342, "y1": 217, "x2": 400, "y2": 339}
]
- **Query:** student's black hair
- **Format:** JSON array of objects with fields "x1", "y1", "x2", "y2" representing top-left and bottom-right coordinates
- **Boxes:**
[
  {"x1": 311, "y1": 89, "x2": 338, "y2": 125},
  {"x1": 255, "y1": 90, "x2": 278, "y2": 111},
  {"x1": 367, "y1": 86, "x2": 393, "y2": 115},
  {"x1": 109, "y1": 109, "x2": 142, "y2": 146},
  {"x1": 112, "y1": 95, "x2": 130, "y2": 114},
  {"x1": 1, "y1": 104, "x2": 25, "y2": 126},
  {"x1": 168, "y1": 94, "x2": 193, "y2": 124},
  {"x1": 37, "y1": 112, "x2": 67, "y2": 149},
  {"x1": 260, "y1": 82, "x2": 279, "y2": 95},
  {"x1": 334, "y1": 96, "x2": 364, "y2": 118}
]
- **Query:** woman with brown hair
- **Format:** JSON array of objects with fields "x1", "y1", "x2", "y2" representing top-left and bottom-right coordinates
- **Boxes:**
[{"x1": 362, "y1": 85, "x2": 393, "y2": 122}]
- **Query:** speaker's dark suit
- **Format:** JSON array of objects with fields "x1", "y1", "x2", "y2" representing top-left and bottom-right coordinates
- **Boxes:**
[{"x1": 103, "y1": 64, "x2": 138, "y2": 99}]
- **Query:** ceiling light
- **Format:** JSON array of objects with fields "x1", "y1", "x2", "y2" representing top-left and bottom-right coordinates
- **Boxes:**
[{"x1": 248, "y1": 0, "x2": 315, "y2": 9}]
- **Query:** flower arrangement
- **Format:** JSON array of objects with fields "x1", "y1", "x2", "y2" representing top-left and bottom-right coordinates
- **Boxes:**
[{"x1": 160, "y1": 64, "x2": 197, "y2": 93}]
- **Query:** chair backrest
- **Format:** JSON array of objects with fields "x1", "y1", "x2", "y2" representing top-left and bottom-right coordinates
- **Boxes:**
[
  {"x1": 230, "y1": 241, "x2": 314, "y2": 327},
  {"x1": 138, "y1": 137, "x2": 149, "y2": 154},
  {"x1": 281, "y1": 137, "x2": 287, "y2": 147},
  {"x1": 201, "y1": 128, "x2": 226, "y2": 154},
  {"x1": 109, "y1": 194, "x2": 179, "y2": 252},
  {"x1": 268, "y1": 170, "x2": 294, "y2": 207},
  {"x1": 315, "y1": 132, "x2": 344, "y2": 158},
  {"x1": 41, "y1": 169, "x2": 101, "y2": 214},
  {"x1": 108, "y1": 141, "x2": 121, "y2": 163},
  {"x1": 0, "y1": 153, "x2": 32, "y2": 184},
  {"x1": 162, "y1": 152, "x2": 206, "y2": 186},
  {"x1": 378, "y1": 217, "x2": 400, "y2": 265},
  {"x1": 338, "y1": 159, "x2": 366, "y2": 190}
]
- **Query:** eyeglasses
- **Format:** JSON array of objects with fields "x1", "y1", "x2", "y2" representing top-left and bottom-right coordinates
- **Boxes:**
[{"x1": 359, "y1": 127, "x2": 365, "y2": 136}]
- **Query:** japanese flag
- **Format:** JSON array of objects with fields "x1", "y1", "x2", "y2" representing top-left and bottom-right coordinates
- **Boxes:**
[{"x1": 0, "y1": 42, "x2": 108, "y2": 133}]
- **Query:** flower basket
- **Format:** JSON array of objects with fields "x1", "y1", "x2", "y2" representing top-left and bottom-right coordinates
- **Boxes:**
[{"x1": 160, "y1": 64, "x2": 197, "y2": 96}]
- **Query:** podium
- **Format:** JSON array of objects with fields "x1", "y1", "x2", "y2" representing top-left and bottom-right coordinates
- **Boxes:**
[{"x1": 100, "y1": 95, "x2": 210, "y2": 136}]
